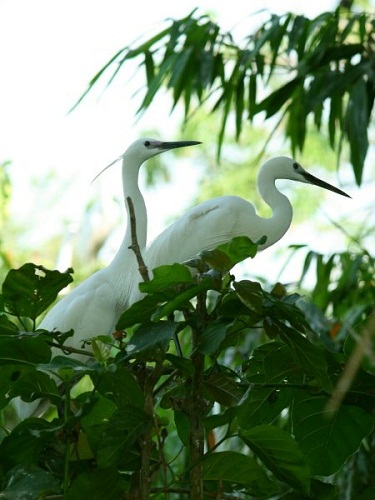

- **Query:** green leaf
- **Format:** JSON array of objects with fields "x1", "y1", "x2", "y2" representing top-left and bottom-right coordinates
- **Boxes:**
[
  {"x1": 139, "y1": 263, "x2": 194, "y2": 294},
  {"x1": 243, "y1": 342, "x2": 302, "y2": 384},
  {"x1": 0, "y1": 336, "x2": 51, "y2": 365},
  {"x1": 9, "y1": 370, "x2": 60, "y2": 405},
  {"x1": 93, "y1": 366, "x2": 144, "y2": 408},
  {"x1": 37, "y1": 355, "x2": 95, "y2": 382},
  {"x1": 278, "y1": 326, "x2": 332, "y2": 391},
  {"x1": 345, "y1": 76, "x2": 369, "y2": 184},
  {"x1": 96, "y1": 406, "x2": 151, "y2": 468},
  {"x1": 126, "y1": 321, "x2": 180, "y2": 360},
  {"x1": 1, "y1": 464, "x2": 60, "y2": 499},
  {"x1": 204, "y1": 372, "x2": 243, "y2": 406},
  {"x1": 237, "y1": 386, "x2": 293, "y2": 429},
  {"x1": 151, "y1": 278, "x2": 215, "y2": 321},
  {"x1": 0, "y1": 314, "x2": 19, "y2": 334},
  {"x1": 165, "y1": 353, "x2": 195, "y2": 375},
  {"x1": 233, "y1": 280, "x2": 264, "y2": 314},
  {"x1": 200, "y1": 236, "x2": 262, "y2": 273},
  {"x1": 67, "y1": 468, "x2": 126, "y2": 500},
  {"x1": 241, "y1": 425, "x2": 311, "y2": 493},
  {"x1": 116, "y1": 294, "x2": 161, "y2": 329},
  {"x1": 0, "y1": 419, "x2": 59, "y2": 472},
  {"x1": 292, "y1": 392, "x2": 375, "y2": 476},
  {"x1": 257, "y1": 78, "x2": 302, "y2": 118},
  {"x1": 174, "y1": 410, "x2": 190, "y2": 446},
  {"x1": 198, "y1": 319, "x2": 235, "y2": 355},
  {"x1": 2, "y1": 264, "x2": 73, "y2": 321},
  {"x1": 203, "y1": 451, "x2": 279, "y2": 497}
]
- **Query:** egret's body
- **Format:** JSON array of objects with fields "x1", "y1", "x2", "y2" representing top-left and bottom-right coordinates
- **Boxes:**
[
  {"x1": 38, "y1": 138, "x2": 200, "y2": 353},
  {"x1": 129, "y1": 156, "x2": 350, "y2": 303}
]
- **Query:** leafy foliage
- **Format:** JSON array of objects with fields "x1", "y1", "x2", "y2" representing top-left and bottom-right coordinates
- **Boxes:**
[
  {"x1": 1, "y1": 238, "x2": 374, "y2": 498},
  {"x1": 75, "y1": 7, "x2": 375, "y2": 183}
]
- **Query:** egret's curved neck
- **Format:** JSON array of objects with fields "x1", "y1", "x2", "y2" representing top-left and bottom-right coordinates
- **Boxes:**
[
  {"x1": 110, "y1": 158, "x2": 147, "y2": 268},
  {"x1": 257, "y1": 167, "x2": 293, "y2": 248}
]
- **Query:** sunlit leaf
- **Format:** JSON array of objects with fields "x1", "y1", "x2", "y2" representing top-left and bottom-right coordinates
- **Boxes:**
[{"x1": 2, "y1": 264, "x2": 73, "y2": 321}]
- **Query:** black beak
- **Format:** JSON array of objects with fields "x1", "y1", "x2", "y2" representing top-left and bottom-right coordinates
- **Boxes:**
[
  {"x1": 159, "y1": 141, "x2": 202, "y2": 150},
  {"x1": 302, "y1": 172, "x2": 351, "y2": 198}
]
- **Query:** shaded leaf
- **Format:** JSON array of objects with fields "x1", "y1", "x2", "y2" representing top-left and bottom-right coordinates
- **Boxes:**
[
  {"x1": 278, "y1": 326, "x2": 332, "y2": 391},
  {"x1": 241, "y1": 425, "x2": 311, "y2": 493},
  {"x1": 96, "y1": 406, "x2": 151, "y2": 468},
  {"x1": 198, "y1": 319, "x2": 235, "y2": 355},
  {"x1": 292, "y1": 392, "x2": 375, "y2": 476},
  {"x1": 126, "y1": 321, "x2": 180, "y2": 360},
  {"x1": 67, "y1": 468, "x2": 125, "y2": 500},
  {"x1": 203, "y1": 451, "x2": 279, "y2": 497},
  {"x1": 1, "y1": 464, "x2": 60, "y2": 500}
]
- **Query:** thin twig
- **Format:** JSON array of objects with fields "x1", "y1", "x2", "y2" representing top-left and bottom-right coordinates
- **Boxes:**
[{"x1": 126, "y1": 195, "x2": 150, "y2": 282}]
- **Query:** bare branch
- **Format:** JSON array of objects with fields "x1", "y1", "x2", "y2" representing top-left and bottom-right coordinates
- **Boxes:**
[{"x1": 126, "y1": 195, "x2": 150, "y2": 282}]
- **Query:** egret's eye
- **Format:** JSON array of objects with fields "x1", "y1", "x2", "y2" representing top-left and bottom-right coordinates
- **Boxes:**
[
  {"x1": 144, "y1": 140, "x2": 151, "y2": 147},
  {"x1": 293, "y1": 162, "x2": 299, "y2": 170}
]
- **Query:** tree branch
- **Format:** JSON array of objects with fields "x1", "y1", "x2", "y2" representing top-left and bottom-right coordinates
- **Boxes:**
[{"x1": 126, "y1": 196, "x2": 150, "y2": 282}]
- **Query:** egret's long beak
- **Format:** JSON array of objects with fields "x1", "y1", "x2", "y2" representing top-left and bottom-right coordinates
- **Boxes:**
[
  {"x1": 302, "y1": 172, "x2": 351, "y2": 198},
  {"x1": 159, "y1": 140, "x2": 202, "y2": 150}
]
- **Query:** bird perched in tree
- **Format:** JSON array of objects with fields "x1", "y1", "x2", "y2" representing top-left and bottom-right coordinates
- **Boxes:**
[
  {"x1": 39, "y1": 138, "x2": 201, "y2": 356},
  {"x1": 128, "y1": 156, "x2": 350, "y2": 304}
]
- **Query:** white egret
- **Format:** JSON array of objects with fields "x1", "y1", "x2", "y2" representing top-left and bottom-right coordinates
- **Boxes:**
[
  {"x1": 38, "y1": 138, "x2": 201, "y2": 353},
  {"x1": 129, "y1": 156, "x2": 350, "y2": 303},
  {"x1": 12, "y1": 138, "x2": 200, "y2": 421}
]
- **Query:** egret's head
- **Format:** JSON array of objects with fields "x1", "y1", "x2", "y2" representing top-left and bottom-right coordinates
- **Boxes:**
[
  {"x1": 124, "y1": 137, "x2": 202, "y2": 164},
  {"x1": 92, "y1": 138, "x2": 201, "y2": 183},
  {"x1": 262, "y1": 156, "x2": 350, "y2": 198}
]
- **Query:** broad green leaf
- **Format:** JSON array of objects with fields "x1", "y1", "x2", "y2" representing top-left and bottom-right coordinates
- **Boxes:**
[
  {"x1": 0, "y1": 419, "x2": 59, "y2": 472},
  {"x1": 233, "y1": 280, "x2": 264, "y2": 314},
  {"x1": 198, "y1": 319, "x2": 235, "y2": 355},
  {"x1": 0, "y1": 314, "x2": 18, "y2": 334},
  {"x1": 165, "y1": 353, "x2": 195, "y2": 375},
  {"x1": 151, "y1": 278, "x2": 215, "y2": 321},
  {"x1": 237, "y1": 386, "x2": 292, "y2": 429},
  {"x1": 199, "y1": 236, "x2": 263, "y2": 273},
  {"x1": 96, "y1": 406, "x2": 151, "y2": 468},
  {"x1": 203, "y1": 451, "x2": 279, "y2": 497},
  {"x1": 0, "y1": 336, "x2": 51, "y2": 365},
  {"x1": 126, "y1": 321, "x2": 180, "y2": 360},
  {"x1": 139, "y1": 263, "x2": 194, "y2": 293},
  {"x1": 67, "y1": 468, "x2": 126, "y2": 500},
  {"x1": 2, "y1": 264, "x2": 73, "y2": 321},
  {"x1": 278, "y1": 326, "x2": 332, "y2": 391},
  {"x1": 203, "y1": 371, "x2": 243, "y2": 406},
  {"x1": 116, "y1": 294, "x2": 161, "y2": 329},
  {"x1": 243, "y1": 342, "x2": 302, "y2": 384},
  {"x1": 241, "y1": 425, "x2": 311, "y2": 493},
  {"x1": 292, "y1": 391, "x2": 375, "y2": 476},
  {"x1": 37, "y1": 355, "x2": 95, "y2": 382},
  {"x1": 93, "y1": 366, "x2": 144, "y2": 408},
  {"x1": 8, "y1": 370, "x2": 60, "y2": 404},
  {"x1": 1, "y1": 464, "x2": 60, "y2": 499},
  {"x1": 174, "y1": 410, "x2": 190, "y2": 446}
]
